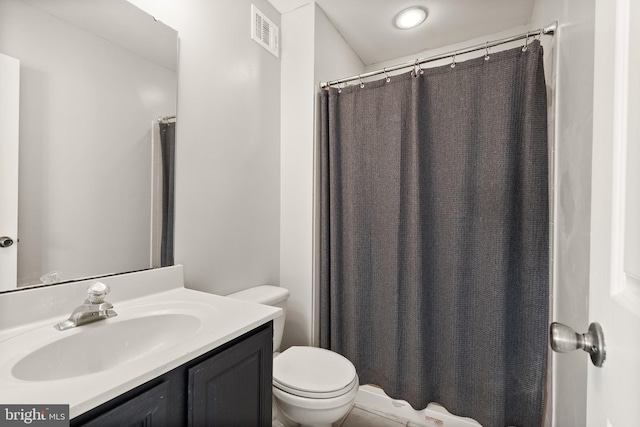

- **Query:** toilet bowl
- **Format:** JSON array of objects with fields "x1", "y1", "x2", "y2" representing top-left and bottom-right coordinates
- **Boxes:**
[
  {"x1": 273, "y1": 346, "x2": 359, "y2": 427},
  {"x1": 226, "y1": 286, "x2": 359, "y2": 427}
]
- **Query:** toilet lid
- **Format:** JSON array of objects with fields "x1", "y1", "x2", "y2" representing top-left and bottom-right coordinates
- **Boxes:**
[{"x1": 273, "y1": 347, "x2": 356, "y2": 396}]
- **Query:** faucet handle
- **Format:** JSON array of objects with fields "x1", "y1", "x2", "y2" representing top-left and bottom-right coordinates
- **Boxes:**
[{"x1": 86, "y1": 281, "x2": 110, "y2": 304}]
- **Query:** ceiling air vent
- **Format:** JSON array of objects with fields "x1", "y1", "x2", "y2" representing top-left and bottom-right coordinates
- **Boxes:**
[{"x1": 251, "y1": 4, "x2": 279, "y2": 58}]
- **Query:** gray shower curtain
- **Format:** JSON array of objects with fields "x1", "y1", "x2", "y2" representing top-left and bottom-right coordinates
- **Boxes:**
[
  {"x1": 159, "y1": 121, "x2": 175, "y2": 267},
  {"x1": 319, "y1": 41, "x2": 548, "y2": 427}
]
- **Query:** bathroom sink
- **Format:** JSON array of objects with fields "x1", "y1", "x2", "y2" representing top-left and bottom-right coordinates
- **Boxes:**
[{"x1": 9, "y1": 306, "x2": 203, "y2": 382}]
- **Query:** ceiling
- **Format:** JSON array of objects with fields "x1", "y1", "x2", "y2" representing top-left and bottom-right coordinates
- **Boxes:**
[{"x1": 268, "y1": 0, "x2": 537, "y2": 65}]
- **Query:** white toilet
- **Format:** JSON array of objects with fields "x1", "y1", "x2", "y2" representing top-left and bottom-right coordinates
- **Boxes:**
[{"x1": 227, "y1": 285, "x2": 359, "y2": 427}]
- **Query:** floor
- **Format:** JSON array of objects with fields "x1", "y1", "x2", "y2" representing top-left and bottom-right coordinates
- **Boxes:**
[{"x1": 337, "y1": 404, "x2": 425, "y2": 427}]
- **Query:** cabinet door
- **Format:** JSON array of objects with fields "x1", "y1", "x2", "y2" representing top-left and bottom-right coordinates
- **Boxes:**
[
  {"x1": 80, "y1": 382, "x2": 169, "y2": 427},
  {"x1": 188, "y1": 327, "x2": 272, "y2": 427}
]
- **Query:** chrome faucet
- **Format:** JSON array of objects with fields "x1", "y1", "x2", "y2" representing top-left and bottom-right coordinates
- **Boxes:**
[{"x1": 54, "y1": 281, "x2": 117, "y2": 331}]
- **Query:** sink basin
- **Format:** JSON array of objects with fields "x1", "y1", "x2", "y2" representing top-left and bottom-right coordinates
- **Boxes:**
[{"x1": 11, "y1": 310, "x2": 202, "y2": 382}]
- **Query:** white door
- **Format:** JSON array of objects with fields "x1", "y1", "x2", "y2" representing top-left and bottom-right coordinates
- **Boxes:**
[
  {"x1": 0, "y1": 53, "x2": 20, "y2": 291},
  {"x1": 587, "y1": 0, "x2": 640, "y2": 424}
]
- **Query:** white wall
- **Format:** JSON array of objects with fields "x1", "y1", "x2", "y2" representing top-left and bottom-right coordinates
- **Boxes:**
[
  {"x1": 126, "y1": 0, "x2": 282, "y2": 296},
  {"x1": 531, "y1": 1, "x2": 596, "y2": 426},
  {"x1": 279, "y1": 2, "x2": 363, "y2": 349},
  {"x1": 314, "y1": 5, "x2": 365, "y2": 84},
  {"x1": 280, "y1": 3, "x2": 315, "y2": 349},
  {"x1": 0, "y1": 0, "x2": 176, "y2": 286}
]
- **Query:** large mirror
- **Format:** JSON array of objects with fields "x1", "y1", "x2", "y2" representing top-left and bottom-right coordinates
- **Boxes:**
[{"x1": 0, "y1": 0, "x2": 178, "y2": 291}]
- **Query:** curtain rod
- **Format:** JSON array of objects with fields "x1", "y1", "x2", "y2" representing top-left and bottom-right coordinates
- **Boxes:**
[
  {"x1": 320, "y1": 21, "x2": 557, "y2": 89},
  {"x1": 157, "y1": 115, "x2": 176, "y2": 124}
]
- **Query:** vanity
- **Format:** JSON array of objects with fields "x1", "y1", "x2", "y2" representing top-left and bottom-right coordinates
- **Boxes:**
[{"x1": 0, "y1": 266, "x2": 281, "y2": 426}]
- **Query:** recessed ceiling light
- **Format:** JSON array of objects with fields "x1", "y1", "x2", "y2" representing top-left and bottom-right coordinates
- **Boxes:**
[{"x1": 394, "y1": 6, "x2": 428, "y2": 30}]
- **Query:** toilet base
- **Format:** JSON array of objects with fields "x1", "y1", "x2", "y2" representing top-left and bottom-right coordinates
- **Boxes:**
[{"x1": 272, "y1": 378, "x2": 358, "y2": 427}]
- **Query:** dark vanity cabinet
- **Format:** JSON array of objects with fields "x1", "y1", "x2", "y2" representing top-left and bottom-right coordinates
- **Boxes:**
[
  {"x1": 78, "y1": 382, "x2": 170, "y2": 427},
  {"x1": 71, "y1": 322, "x2": 273, "y2": 427}
]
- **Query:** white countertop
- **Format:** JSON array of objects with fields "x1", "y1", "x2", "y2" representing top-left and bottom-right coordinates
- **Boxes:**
[{"x1": 0, "y1": 267, "x2": 281, "y2": 418}]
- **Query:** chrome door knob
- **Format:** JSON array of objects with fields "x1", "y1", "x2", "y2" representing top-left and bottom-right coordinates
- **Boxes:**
[
  {"x1": 550, "y1": 322, "x2": 606, "y2": 367},
  {"x1": 0, "y1": 236, "x2": 14, "y2": 248}
]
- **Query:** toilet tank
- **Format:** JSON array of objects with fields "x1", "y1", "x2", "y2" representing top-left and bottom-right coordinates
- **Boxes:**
[{"x1": 226, "y1": 285, "x2": 289, "y2": 353}]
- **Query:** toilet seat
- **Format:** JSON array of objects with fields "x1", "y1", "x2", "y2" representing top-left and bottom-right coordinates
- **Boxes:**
[
  {"x1": 274, "y1": 374, "x2": 359, "y2": 399},
  {"x1": 273, "y1": 346, "x2": 357, "y2": 399}
]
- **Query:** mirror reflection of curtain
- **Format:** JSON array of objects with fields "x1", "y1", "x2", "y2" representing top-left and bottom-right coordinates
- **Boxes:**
[
  {"x1": 319, "y1": 41, "x2": 548, "y2": 427},
  {"x1": 156, "y1": 121, "x2": 175, "y2": 267}
]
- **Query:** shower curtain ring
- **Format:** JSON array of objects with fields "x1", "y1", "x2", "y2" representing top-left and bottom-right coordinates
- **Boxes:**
[
  {"x1": 451, "y1": 51, "x2": 457, "y2": 68},
  {"x1": 358, "y1": 74, "x2": 365, "y2": 88},
  {"x1": 522, "y1": 31, "x2": 530, "y2": 51},
  {"x1": 383, "y1": 68, "x2": 391, "y2": 83},
  {"x1": 415, "y1": 59, "x2": 424, "y2": 76},
  {"x1": 484, "y1": 42, "x2": 490, "y2": 61},
  {"x1": 328, "y1": 81, "x2": 340, "y2": 93},
  {"x1": 535, "y1": 28, "x2": 543, "y2": 40}
]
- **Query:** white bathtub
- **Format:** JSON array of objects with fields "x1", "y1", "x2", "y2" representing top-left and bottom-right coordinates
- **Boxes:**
[{"x1": 355, "y1": 385, "x2": 481, "y2": 427}]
